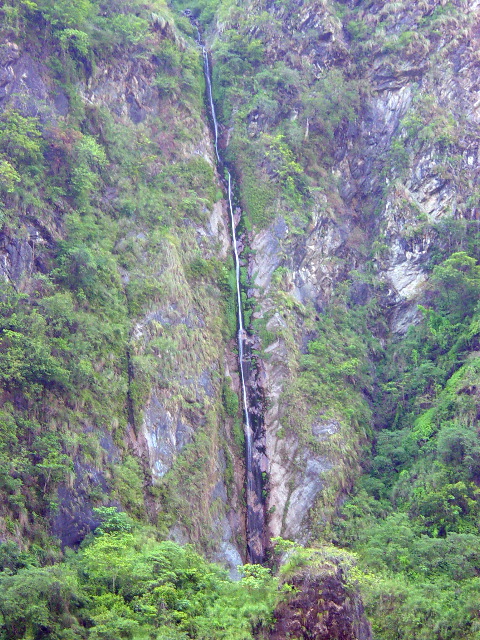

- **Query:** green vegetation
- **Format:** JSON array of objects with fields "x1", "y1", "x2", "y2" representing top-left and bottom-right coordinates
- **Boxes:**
[
  {"x1": 0, "y1": 0, "x2": 236, "y2": 553},
  {"x1": 0, "y1": 0, "x2": 162, "y2": 51},
  {"x1": 0, "y1": 1, "x2": 479, "y2": 639},
  {"x1": 206, "y1": 14, "x2": 363, "y2": 229},
  {"x1": 170, "y1": 0, "x2": 224, "y2": 26},
  {"x1": 222, "y1": 378, "x2": 239, "y2": 417},
  {"x1": 332, "y1": 251, "x2": 480, "y2": 639},
  {"x1": 281, "y1": 303, "x2": 374, "y2": 449},
  {"x1": 0, "y1": 512, "x2": 280, "y2": 640}
]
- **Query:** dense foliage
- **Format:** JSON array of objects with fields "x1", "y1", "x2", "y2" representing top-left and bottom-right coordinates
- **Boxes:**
[
  {"x1": 333, "y1": 250, "x2": 480, "y2": 639},
  {"x1": 0, "y1": 510, "x2": 280, "y2": 640}
]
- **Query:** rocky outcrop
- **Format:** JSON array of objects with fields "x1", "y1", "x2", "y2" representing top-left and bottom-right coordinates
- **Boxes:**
[
  {"x1": 0, "y1": 13, "x2": 246, "y2": 571},
  {"x1": 265, "y1": 558, "x2": 371, "y2": 640},
  {"x1": 0, "y1": 41, "x2": 50, "y2": 118},
  {"x1": 210, "y1": 0, "x2": 480, "y2": 544}
]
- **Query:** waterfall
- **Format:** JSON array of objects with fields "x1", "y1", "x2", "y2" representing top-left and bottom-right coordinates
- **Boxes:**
[{"x1": 200, "y1": 42, "x2": 264, "y2": 563}]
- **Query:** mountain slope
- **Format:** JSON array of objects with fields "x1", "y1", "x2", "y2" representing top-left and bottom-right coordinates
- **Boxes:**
[{"x1": 0, "y1": 0, "x2": 479, "y2": 638}]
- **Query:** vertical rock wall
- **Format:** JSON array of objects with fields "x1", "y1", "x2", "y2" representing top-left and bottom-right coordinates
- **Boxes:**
[{"x1": 208, "y1": 0, "x2": 480, "y2": 544}]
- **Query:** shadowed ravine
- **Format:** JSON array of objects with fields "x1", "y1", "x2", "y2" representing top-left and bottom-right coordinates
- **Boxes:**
[{"x1": 199, "y1": 31, "x2": 266, "y2": 564}]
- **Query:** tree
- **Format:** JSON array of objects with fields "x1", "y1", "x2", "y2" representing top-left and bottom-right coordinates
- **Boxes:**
[
  {"x1": 0, "y1": 565, "x2": 81, "y2": 640},
  {"x1": 36, "y1": 0, "x2": 94, "y2": 27},
  {"x1": 81, "y1": 533, "x2": 137, "y2": 593},
  {"x1": 437, "y1": 422, "x2": 480, "y2": 481},
  {"x1": 0, "y1": 159, "x2": 20, "y2": 193},
  {"x1": 93, "y1": 506, "x2": 134, "y2": 534},
  {"x1": 0, "y1": 112, "x2": 44, "y2": 168},
  {"x1": 431, "y1": 252, "x2": 480, "y2": 321}
]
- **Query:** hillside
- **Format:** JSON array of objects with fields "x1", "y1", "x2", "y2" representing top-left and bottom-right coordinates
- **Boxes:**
[{"x1": 0, "y1": 0, "x2": 479, "y2": 638}]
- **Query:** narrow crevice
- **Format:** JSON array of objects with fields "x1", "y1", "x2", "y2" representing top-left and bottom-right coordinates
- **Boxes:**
[
  {"x1": 192, "y1": 21, "x2": 267, "y2": 563},
  {"x1": 123, "y1": 287, "x2": 137, "y2": 435},
  {"x1": 126, "y1": 344, "x2": 136, "y2": 433}
]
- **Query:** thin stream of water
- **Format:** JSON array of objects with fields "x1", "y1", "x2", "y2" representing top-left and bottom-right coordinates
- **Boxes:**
[{"x1": 201, "y1": 44, "x2": 256, "y2": 550}]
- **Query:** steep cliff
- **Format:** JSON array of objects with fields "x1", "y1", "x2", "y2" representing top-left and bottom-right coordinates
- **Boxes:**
[
  {"x1": 0, "y1": 0, "x2": 479, "y2": 637},
  {"x1": 0, "y1": 0, "x2": 245, "y2": 569},
  {"x1": 204, "y1": 0, "x2": 480, "y2": 544}
]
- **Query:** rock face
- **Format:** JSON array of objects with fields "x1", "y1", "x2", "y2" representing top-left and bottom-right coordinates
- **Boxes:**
[
  {"x1": 0, "y1": 10, "x2": 245, "y2": 571},
  {"x1": 1, "y1": 0, "x2": 479, "y2": 587},
  {"x1": 209, "y1": 0, "x2": 480, "y2": 543},
  {"x1": 0, "y1": 41, "x2": 49, "y2": 117},
  {"x1": 265, "y1": 563, "x2": 371, "y2": 640}
]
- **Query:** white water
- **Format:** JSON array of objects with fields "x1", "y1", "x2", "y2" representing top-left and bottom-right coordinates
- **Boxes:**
[{"x1": 201, "y1": 47, "x2": 254, "y2": 499}]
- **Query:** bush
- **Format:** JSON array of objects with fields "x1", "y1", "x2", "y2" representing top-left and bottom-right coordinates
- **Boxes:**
[
  {"x1": 222, "y1": 379, "x2": 239, "y2": 417},
  {"x1": 36, "y1": 0, "x2": 94, "y2": 27}
]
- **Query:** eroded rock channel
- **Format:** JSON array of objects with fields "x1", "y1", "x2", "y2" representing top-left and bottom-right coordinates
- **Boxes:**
[{"x1": 195, "y1": 22, "x2": 267, "y2": 563}]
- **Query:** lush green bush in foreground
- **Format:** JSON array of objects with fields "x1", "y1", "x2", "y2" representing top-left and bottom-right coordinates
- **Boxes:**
[{"x1": 0, "y1": 509, "x2": 279, "y2": 640}]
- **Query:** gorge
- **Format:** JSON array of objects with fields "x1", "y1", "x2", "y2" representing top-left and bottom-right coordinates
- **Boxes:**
[
  {"x1": 0, "y1": 0, "x2": 479, "y2": 638},
  {"x1": 200, "y1": 27, "x2": 266, "y2": 563}
]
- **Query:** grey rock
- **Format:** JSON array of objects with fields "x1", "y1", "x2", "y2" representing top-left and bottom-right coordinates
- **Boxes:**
[
  {"x1": 199, "y1": 370, "x2": 215, "y2": 398},
  {"x1": 53, "y1": 91, "x2": 69, "y2": 116},
  {"x1": 312, "y1": 420, "x2": 340, "y2": 439},
  {"x1": 142, "y1": 394, "x2": 195, "y2": 478},
  {"x1": 126, "y1": 92, "x2": 146, "y2": 124},
  {"x1": 52, "y1": 460, "x2": 111, "y2": 548},
  {"x1": 0, "y1": 235, "x2": 34, "y2": 286},
  {"x1": 283, "y1": 456, "x2": 332, "y2": 539},
  {"x1": 211, "y1": 515, "x2": 244, "y2": 580},
  {"x1": 0, "y1": 42, "x2": 20, "y2": 67},
  {"x1": 273, "y1": 216, "x2": 288, "y2": 239},
  {"x1": 218, "y1": 542, "x2": 243, "y2": 580},
  {"x1": 211, "y1": 480, "x2": 228, "y2": 503},
  {"x1": 169, "y1": 525, "x2": 190, "y2": 545}
]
